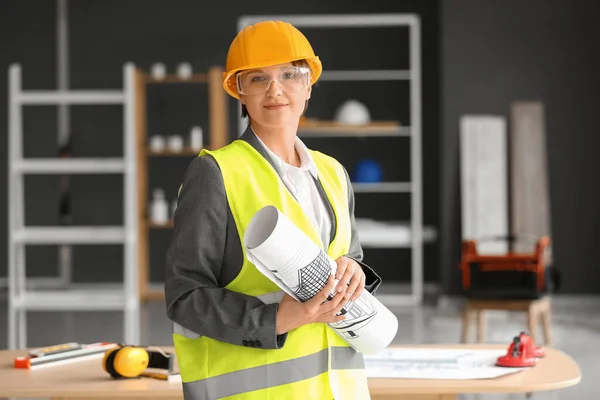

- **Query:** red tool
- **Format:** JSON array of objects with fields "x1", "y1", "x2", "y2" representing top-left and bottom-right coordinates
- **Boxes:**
[
  {"x1": 522, "y1": 331, "x2": 546, "y2": 359},
  {"x1": 496, "y1": 332, "x2": 545, "y2": 368}
]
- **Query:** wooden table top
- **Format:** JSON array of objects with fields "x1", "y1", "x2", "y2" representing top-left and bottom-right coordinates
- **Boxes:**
[{"x1": 0, "y1": 344, "x2": 581, "y2": 398}]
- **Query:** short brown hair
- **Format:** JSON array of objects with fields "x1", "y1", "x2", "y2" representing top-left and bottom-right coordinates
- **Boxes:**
[{"x1": 240, "y1": 59, "x2": 312, "y2": 121}]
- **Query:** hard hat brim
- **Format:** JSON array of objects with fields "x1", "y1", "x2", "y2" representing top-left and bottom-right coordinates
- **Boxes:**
[{"x1": 222, "y1": 56, "x2": 322, "y2": 99}]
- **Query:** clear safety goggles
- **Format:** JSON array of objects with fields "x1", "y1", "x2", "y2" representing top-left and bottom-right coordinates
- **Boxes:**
[{"x1": 236, "y1": 66, "x2": 311, "y2": 96}]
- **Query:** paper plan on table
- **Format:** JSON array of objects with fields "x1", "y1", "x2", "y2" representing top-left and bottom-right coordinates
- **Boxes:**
[{"x1": 364, "y1": 348, "x2": 529, "y2": 379}]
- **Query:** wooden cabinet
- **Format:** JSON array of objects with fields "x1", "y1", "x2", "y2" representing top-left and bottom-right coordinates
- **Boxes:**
[{"x1": 132, "y1": 66, "x2": 228, "y2": 302}]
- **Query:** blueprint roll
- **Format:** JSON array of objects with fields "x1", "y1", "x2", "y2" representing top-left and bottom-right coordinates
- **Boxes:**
[{"x1": 244, "y1": 205, "x2": 398, "y2": 355}]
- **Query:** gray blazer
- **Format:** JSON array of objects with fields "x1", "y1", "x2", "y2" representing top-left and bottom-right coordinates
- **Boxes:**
[{"x1": 164, "y1": 127, "x2": 382, "y2": 350}]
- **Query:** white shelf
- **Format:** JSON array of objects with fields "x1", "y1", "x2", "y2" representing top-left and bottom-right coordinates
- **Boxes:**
[
  {"x1": 16, "y1": 90, "x2": 125, "y2": 105},
  {"x1": 240, "y1": 14, "x2": 419, "y2": 28},
  {"x1": 238, "y1": 14, "x2": 424, "y2": 305},
  {"x1": 12, "y1": 158, "x2": 126, "y2": 174},
  {"x1": 0, "y1": 276, "x2": 65, "y2": 290},
  {"x1": 356, "y1": 219, "x2": 436, "y2": 249},
  {"x1": 12, "y1": 289, "x2": 127, "y2": 311},
  {"x1": 13, "y1": 227, "x2": 126, "y2": 244},
  {"x1": 8, "y1": 63, "x2": 140, "y2": 349},
  {"x1": 352, "y1": 182, "x2": 411, "y2": 193},
  {"x1": 298, "y1": 125, "x2": 410, "y2": 138},
  {"x1": 320, "y1": 70, "x2": 411, "y2": 81}
]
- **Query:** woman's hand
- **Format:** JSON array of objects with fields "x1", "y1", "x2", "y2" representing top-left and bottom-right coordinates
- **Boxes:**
[
  {"x1": 276, "y1": 275, "x2": 348, "y2": 335},
  {"x1": 334, "y1": 256, "x2": 366, "y2": 302}
]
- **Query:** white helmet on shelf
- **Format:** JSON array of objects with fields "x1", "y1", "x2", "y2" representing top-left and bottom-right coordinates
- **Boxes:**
[{"x1": 334, "y1": 99, "x2": 371, "y2": 125}]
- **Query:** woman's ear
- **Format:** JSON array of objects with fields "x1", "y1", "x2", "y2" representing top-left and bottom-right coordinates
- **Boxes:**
[{"x1": 306, "y1": 85, "x2": 312, "y2": 100}]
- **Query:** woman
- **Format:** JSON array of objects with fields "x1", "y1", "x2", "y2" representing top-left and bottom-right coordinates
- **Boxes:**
[{"x1": 165, "y1": 20, "x2": 382, "y2": 400}]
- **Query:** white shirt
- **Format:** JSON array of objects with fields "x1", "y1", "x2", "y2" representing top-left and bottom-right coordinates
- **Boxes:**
[{"x1": 254, "y1": 133, "x2": 332, "y2": 250}]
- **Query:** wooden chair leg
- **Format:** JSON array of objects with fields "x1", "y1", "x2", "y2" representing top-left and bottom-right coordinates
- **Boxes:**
[
  {"x1": 476, "y1": 310, "x2": 486, "y2": 343},
  {"x1": 541, "y1": 301, "x2": 553, "y2": 346},
  {"x1": 461, "y1": 307, "x2": 472, "y2": 343},
  {"x1": 527, "y1": 304, "x2": 539, "y2": 344}
]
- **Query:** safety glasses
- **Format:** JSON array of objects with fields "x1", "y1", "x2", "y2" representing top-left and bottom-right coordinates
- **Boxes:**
[{"x1": 236, "y1": 66, "x2": 311, "y2": 96}]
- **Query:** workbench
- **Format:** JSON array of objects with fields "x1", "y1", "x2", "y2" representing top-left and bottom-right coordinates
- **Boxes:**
[{"x1": 0, "y1": 344, "x2": 580, "y2": 399}]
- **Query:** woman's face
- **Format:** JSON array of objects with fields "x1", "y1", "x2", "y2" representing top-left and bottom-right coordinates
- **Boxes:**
[{"x1": 238, "y1": 62, "x2": 311, "y2": 128}]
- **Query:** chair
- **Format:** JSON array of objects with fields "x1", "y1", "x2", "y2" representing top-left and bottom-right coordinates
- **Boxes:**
[
  {"x1": 461, "y1": 296, "x2": 552, "y2": 345},
  {"x1": 459, "y1": 235, "x2": 554, "y2": 345}
]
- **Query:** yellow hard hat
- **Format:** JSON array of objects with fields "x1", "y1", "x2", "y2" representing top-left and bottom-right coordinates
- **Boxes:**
[{"x1": 223, "y1": 20, "x2": 322, "y2": 99}]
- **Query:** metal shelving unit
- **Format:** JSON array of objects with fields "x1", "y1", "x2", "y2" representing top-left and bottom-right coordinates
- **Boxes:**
[
  {"x1": 7, "y1": 63, "x2": 139, "y2": 349},
  {"x1": 238, "y1": 14, "x2": 429, "y2": 305}
]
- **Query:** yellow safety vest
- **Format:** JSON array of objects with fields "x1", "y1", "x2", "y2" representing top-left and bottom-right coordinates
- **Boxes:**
[{"x1": 172, "y1": 140, "x2": 370, "y2": 399}]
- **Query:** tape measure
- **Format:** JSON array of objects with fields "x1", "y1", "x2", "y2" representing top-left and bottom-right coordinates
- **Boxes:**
[{"x1": 102, "y1": 345, "x2": 173, "y2": 379}]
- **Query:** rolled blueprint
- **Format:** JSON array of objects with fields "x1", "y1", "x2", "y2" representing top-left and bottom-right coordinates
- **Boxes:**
[{"x1": 244, "y1": 205, "x2": 398, "y2": 355}]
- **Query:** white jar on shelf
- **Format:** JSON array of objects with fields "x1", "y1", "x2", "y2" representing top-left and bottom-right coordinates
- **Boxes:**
[
  {"x1": 151, "y1": 63, "x2": 166, "y2": 80},
  {"x1": 177, "y1": 62, "x2": 193, "y2": 80},
  {"x1": 190, "y1": 126, "x2": 203, "y2": 152},
  {"x1": 150, "y1": 188, "x2": 169, "y2": 225},
  {"x1": 167, "y1": 135, "x2": 184, "y2": 153},
  {"x1": 149, "y1": 135, "x2": 165, "y2": 152}
]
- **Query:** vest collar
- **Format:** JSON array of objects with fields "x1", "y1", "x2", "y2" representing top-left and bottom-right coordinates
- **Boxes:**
[
  {"x1": 238, "y1": 125, "x2": 338, "y2": 245},
  {"x1": 239, "y1": 125, "x2": 318, "y2": 180}
]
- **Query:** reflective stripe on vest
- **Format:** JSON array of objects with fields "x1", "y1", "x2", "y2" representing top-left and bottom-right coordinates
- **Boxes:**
[
  {"x1": 255, "y1": 290, "x2": 285, "y2": 305},
  {"x1": 173, "y1": 322, "x2": 201, "y2": 339},
  {"x1": 182, "y1": 347, "x2": 364, "y2": 400}
]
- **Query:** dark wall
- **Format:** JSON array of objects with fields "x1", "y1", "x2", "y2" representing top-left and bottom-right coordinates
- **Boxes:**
[
  {"x1": 1, "y1": 1, "x2": 441, "y2": 286},
  {"x1": 441, "y1": 0, "x2": 600, "y2": 294},
  {"x1": 1, "y1": 2, "x2": 64, "y2": 280},
  {"x1": 4, "y1": 1, "x2": 599, "y2": 294}
]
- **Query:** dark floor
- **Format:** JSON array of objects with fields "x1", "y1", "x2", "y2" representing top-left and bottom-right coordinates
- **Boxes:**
[{"x1": 0, "y1": 290, "x2": 596, "y2": 399}]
